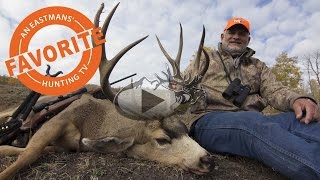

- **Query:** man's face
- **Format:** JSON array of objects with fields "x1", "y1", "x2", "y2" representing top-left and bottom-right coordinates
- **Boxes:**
[{"x1": 221, "y1": 24, "x2": 250, "y2": 55}]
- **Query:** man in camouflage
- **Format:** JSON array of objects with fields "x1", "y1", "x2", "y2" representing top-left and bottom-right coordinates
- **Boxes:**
[{"x1": 187, "y1": 17, "x2": 320, "y2": 179}]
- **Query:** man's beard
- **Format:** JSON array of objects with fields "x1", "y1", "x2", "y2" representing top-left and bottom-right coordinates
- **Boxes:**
[{"x1": 221, "y1": 43, "x2": 247, "y2": 57}]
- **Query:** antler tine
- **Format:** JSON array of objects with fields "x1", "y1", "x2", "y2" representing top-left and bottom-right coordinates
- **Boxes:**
[
  {"x1": 185, "y1": 47, "x2": 210, "y2": 87},
  {"x1": 94, "y1": 3, "x2": 120, "y2": 59},
  {"x1": 155, "y1": 36, "x2": 178, "y2": 77},
  {"x1": 93, "y1": 3, "x2": 105, "y2": 31},
  {"x1": 184, "y1": 26, "x2": 209, "y2": 86},
  {"x1": 175, "y1": 23, "x2": 183, "y2": 68},
  {"x1": 198, "y1": 47, "x2": 210, "y2": 77},
  {"x1": 194, "y1": 25, "x2": 206, "y2": 73},
  {"x1": 155, "y1": 25, "x2": 184, "y2": 81},
  {"x1": 93, "y1": 3, "x2": 108, "y2": 59},
  {"x1": 101, "y1": 35, "x2": 149, "y2": 102},
  {"x1": 93, "y1": 3, "x2": 148, "y2": 102},
  {"x1": 100, "y1": 2, "x2": 120, "y2": 43}
]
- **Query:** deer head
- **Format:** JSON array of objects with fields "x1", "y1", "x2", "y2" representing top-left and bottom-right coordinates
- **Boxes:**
[{"x1": 86, "y1": 3, "x2": 215, "y2": 174}]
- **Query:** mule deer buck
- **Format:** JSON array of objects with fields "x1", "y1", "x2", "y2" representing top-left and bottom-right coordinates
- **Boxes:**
[{"x1": 0, "y1": 3, "x2": 213, "y2": 179}]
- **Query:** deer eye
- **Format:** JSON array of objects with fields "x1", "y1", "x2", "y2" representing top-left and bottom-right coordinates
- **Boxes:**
[{"x1": 155, "y1": 138, "x2": 171, "y2": 146}]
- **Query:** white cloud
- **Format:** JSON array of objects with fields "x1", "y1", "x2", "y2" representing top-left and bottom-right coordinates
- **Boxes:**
[
  {"x1": 0, "y1": 0, "x2": 45, "y2": 21},
  {"x1": 0, "y1": 0, "x2": 319, "y2": 88},
  {"x1": 302, "y1": 0, "x2": 320, "y2": 13},
  {"x1": 0, "y1": 14, "x2": 11, "y2": 58}
]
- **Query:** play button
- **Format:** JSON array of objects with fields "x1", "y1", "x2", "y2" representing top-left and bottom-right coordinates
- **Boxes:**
[
  {"x1": 114, "y1": 85, "x2": 180, "y2": 120},
  {"x1": 141, "y1": 89, "x2": 165, "y2": 113}
]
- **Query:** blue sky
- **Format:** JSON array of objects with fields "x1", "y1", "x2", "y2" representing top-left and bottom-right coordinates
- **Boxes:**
[{"x1": 0, "y1": 0, "x2": 319, "y2": 87}]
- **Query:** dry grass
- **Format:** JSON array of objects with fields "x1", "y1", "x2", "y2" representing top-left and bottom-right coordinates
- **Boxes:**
[{"x1": 1, "y1": 152, "x2": 287, "y2": 180}]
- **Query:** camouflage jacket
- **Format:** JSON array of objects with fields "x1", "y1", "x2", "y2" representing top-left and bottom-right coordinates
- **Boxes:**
[{"x1": 184, "y1": 44, "x2": 314, "y2": 118}]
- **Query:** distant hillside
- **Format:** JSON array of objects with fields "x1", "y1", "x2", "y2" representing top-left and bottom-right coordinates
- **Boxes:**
[{"x1": 0, "y1": 75, "x2": 23, "y2": 86}]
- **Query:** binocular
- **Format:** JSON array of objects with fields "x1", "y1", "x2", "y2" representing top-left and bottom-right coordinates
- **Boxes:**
[{"x1": 222, "y1": 78, "x2": 251, "y2": 106}]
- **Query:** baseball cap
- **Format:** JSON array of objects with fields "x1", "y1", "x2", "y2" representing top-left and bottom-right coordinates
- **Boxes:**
[{"x1": 224, "y1": 17, "x2": 250, "y2": 32}]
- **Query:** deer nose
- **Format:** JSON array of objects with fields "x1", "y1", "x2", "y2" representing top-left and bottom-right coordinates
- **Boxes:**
[{"x1": 200, "y1": 153, "x2": 215, "y2": 171}]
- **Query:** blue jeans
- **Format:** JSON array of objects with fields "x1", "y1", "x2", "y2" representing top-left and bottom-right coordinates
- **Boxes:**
[{"x1": 191, "y1": 111, "x2": 320, "y2": 179}]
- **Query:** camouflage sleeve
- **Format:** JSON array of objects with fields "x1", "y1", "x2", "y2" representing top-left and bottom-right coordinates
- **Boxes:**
[
  {"x1": 259, "y1": 62, "x2": 316, "y2": 111},
  {"x1": 172, "y1": 58, "x2": 197, "y2": 91},
  {"x1": 182, "y1": 59, "x2": 196, "y2": 78},
  {"x1": 182, "y1": 51, "x2": 210, "y2": 79},
  {"x1": 170, "y1": 54, "x2": 202, "y2": 90},
  {"x1": 168, "y1": 59, "x2": 192, "y2": 90}
]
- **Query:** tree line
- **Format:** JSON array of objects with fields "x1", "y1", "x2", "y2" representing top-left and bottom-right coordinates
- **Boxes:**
[{"x1": 271, "y1": 51, "x2": 320, "y2": 102}]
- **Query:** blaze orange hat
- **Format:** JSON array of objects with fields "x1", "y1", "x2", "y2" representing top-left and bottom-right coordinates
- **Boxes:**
[{"x1": 224, "y1": 17, "x2": 250, "y2": 32}]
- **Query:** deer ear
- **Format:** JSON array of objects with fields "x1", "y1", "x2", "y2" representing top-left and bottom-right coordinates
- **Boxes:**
[{"x1": 81, "y1": 137, "x2": 134, "y2": 153}]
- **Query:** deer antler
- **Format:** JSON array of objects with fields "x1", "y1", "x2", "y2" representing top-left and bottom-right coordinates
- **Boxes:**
[
  {"x1": 185, "y1": 28, "x2": 210, "y2": 89},
  {"x1": 92, "y1": 3, "x2": 148, "y2": 102},
  {"x1": 156, "y1": 24, "x2": 184, "y2": 82},
  {"x1": 155, "y1": 25, "x2": 210, "y2": 88}
]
